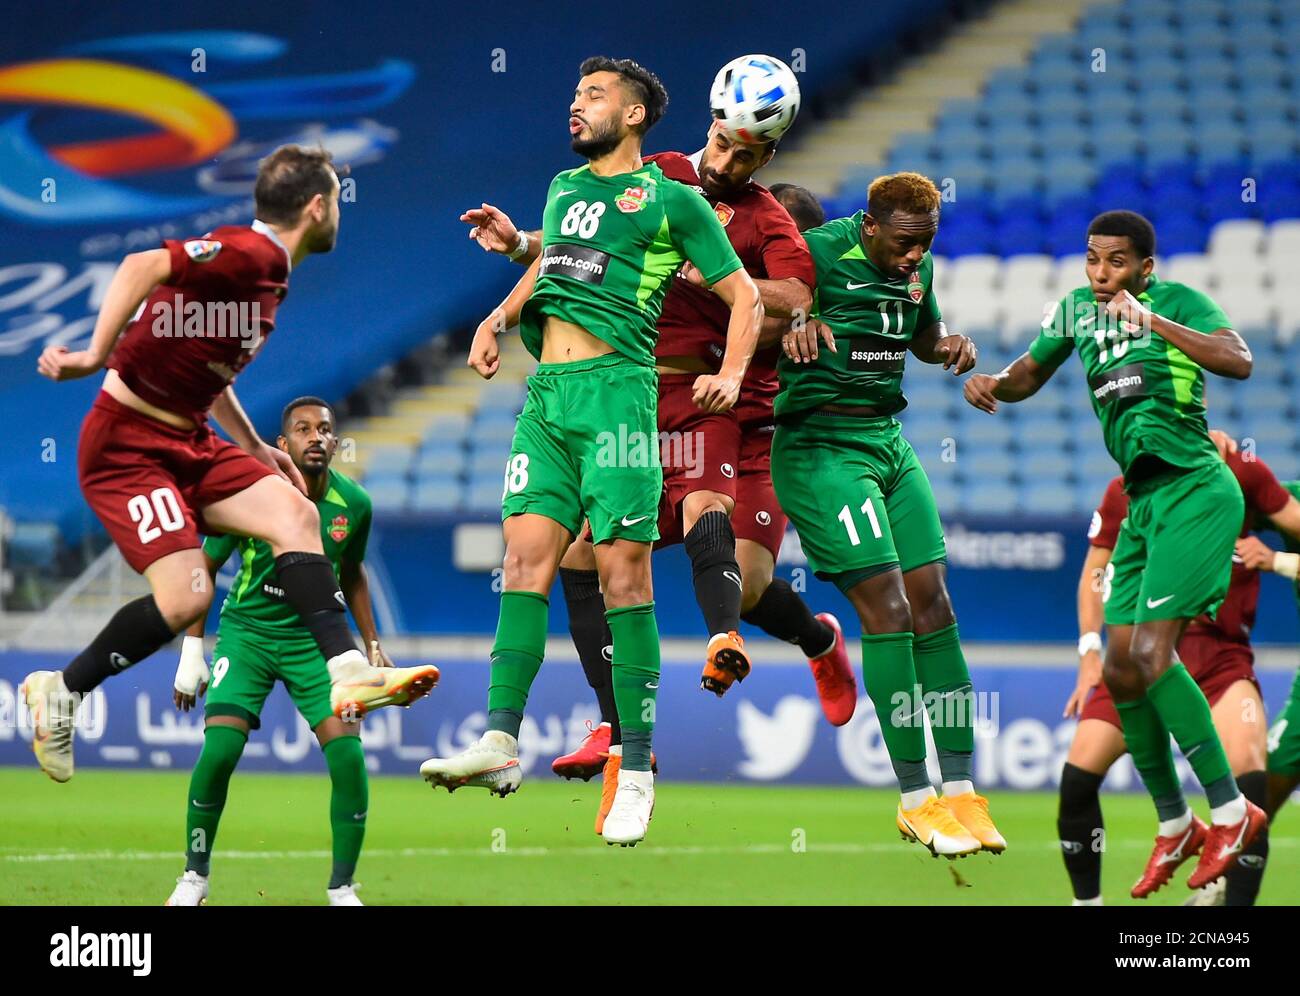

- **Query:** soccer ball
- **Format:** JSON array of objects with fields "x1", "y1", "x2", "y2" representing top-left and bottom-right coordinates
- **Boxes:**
[{"x1": 709, "y1": 54, "x2": 802, "y2": 145}]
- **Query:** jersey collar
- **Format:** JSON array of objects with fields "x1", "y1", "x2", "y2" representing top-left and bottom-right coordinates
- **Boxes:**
[
  {"x1": 252, "y1": 218, "x2": 292, "y2": 273},
  {"x1": 687, "y1": 147, "x2": 705, "y2": 177}
]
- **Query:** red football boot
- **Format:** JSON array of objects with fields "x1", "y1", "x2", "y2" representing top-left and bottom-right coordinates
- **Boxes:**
[
  {"x1": 1187, "y1": 800, "x2": 1267, "y2": 890},
  {"x1": 808, "y1": 613, "x2": 857, "y2": 726},
  {"x1": 551, "y1": 721, "x2": 611, "y2": 781},
  {"x1": 1131, "y1": 814, "x2": 1208, "y2": 899}
]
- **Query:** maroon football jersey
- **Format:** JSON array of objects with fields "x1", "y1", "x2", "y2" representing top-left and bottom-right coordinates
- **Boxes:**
[
  {"x1": 107, "y1": 221, "x2": 291, "y2": 421},
  {"x1": 1088, "y1": 453, "x2": 1290, "y2": 643},
  {"x1": 646, "y1": 151, "x2": 814, "y2": 423}
]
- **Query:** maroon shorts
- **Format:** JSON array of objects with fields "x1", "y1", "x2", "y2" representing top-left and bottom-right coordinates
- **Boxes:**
[
  {"x1": 78, "y1": 392, "x2": 276, "y2": 573},
  {"x1": 732, "y1": 420, "x2": 787, "y2": 558},
  {"x1": 1080, "y1": 633, "x2": 1260, "y2": 729},
  {"x1": 654, "y1": 373, "x2": 740, "y2": 549}
]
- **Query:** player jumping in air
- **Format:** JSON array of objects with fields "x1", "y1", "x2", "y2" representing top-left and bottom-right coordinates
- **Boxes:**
[
  {"x1": 1060, "y1": 436, "x2": 1300, "y2": 905},
  {"x1": 421, "y1": 57, "x2": 761, "y2": 846},
  {"x1": 166, "y1": 397, "x2": 391, "y2": 906},
  {"x1": 776, "y1": 172, "x2": 1003, "y2": 859},
  {"x1": 1236, "y1": 480, "x2": 1300, "y2": 819},
  {"x1": 965, "y1": 210, "x2": 1266, "y2": 895},
  {"x1": 460, "y1": 110, "x2": 853, "y2": 833},
  {"x1": 23, "y1": 146, "x2": 436, "y2": 783}
]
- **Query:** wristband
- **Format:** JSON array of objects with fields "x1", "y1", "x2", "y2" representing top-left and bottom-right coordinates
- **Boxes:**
[
  {"x1": 507, "y1": 230, "x2": 530, "y2": 261},
  {"x1": 1275, "y1": 551, "x2": 1300, "y2": 581},
  {"x1": 1077, "y1": 631, "x2": 1103, "y2": 656}
]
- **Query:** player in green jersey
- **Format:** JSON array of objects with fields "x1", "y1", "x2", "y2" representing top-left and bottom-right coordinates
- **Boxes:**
[
  {"x1": 164, "y1": 397, "x2": 409, "y2": 906},
  {"x1": 964, "y1": 210, "x2": 1265, "y2": 897},
  {"x1": 419, "y1": 57, "x2": 760, "y2": 847},
  {"x1": 772, "y1": 173, "x2": 1004, "y2": 859},
  {"x1": 1234, "y1": 480, "x2": 1300, "y2": 818}
]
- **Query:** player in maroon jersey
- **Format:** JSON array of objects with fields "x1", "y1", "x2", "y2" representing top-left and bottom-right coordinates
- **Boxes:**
[
  {"x1": 461, "y1": 117, "x2": 855, "y2": 805},
  {"x1": 1057, "y1": 433, "x2": 1300, "y2": 904},
  {"x1": 22, "y1": 145, "x2": 437, "y2": 784}
]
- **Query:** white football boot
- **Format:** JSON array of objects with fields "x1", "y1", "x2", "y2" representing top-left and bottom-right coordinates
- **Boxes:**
[
  {"x1": 327, "y1": 883, "x2": 364, "y2": 906},
  {"x1": 20, "y1": 670, "x2": 78, "y2": 783},
  {"x1": 164, "y1": 870, "x2": 209, "y2": 906},
  {"x1": 601, "y1": 767, "x2": 655, "y2": 846},
  {"x1": 420, "y1": 730, "x2": 521, "y2": 796}
]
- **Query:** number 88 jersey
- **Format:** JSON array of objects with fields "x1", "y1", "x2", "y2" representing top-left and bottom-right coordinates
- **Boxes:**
[{"x1": 517, "y1": 161, "x2": 742, "y2": 366}]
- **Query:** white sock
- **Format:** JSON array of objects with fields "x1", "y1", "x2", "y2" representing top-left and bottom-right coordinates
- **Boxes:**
[
  {"x1": 607, "y1": 744, "x2": 623, "y2": 757},
  {"x1": 1157, "y1": 808, "x2": 1193, "y2": 837},
  {"x1": 942, "y1": 780, "x2": 974, "y2": 797},
  {"x1": 1071, "y1": 896, "x2": 1103, "y2": 906},
  {"x1": 901, "y1": 786, "x2": 936, "y2": 810},
  {"x1": 326, "y1": 649, "x2": 368, "y2": 680},
  {"x1": 597, "y1": 721, "x2": 611, "y2": 729},
  {"x1": 1211, "y1": 795, "x2": 1247, "y2": 826}
]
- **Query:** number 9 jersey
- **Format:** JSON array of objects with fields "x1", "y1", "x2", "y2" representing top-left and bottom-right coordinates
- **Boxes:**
[{"x1": 518, "y1": 161, "x2": 742, "y2": 364}]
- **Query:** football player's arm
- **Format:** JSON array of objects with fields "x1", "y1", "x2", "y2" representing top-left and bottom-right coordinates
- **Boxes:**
[
  {"x1": 211, "y1": 387, "x2": 307, "y2": 493},
  {"x1": 1243, "y1": 497, "x2": 1300, "y2": 580},
  {"x1": 1065, "y1": 545, "x2": 1111, "y2": 718},
  {"x1": 461, "y1": 201, "x2": 542, "y2": 265},
  {"x1": 698, "y1": 267, "x2": 762, "y2": 412},
  {"x1": 910, "y1": 321, "x2": 978, "y2": 374},
  {"x1": 750, "y1": 276, "x2": 810, "y2": 320},
  {"x1": 469, "y1": 256, "x2": 542, "y2": 379},
  {"x1": 174, "y1": 548, "x2": 225, "y2": 710},
  {"x1": 1107, "y1": 289, "x2": 1251, "y2": 379},
  {"x1": 964, "y1": 351, "x2": 1061, "y2": 412},
  {"x1": 758, "y1": 313, "x2": 793, "y2": 348},
  {"x1": 37, "y1": 248, "x2": 172, "y2": 381},
  {"x1": 339, "y1": 559, "x2": 390, "y2": 667}
]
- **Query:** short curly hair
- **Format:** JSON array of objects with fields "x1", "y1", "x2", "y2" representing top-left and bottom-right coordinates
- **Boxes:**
[
  {"x1": 578, "y1": 56, "x2": 668, "y2": 135},
  {"x1": 867, "y1": 172, "x2": 941, "y2": 223}
]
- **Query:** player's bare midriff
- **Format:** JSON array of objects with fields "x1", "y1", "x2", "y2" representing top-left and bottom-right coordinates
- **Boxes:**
[
  {"x1": 102, "y1": 368, "x2": 198, "y2": 431},
  {"x1": 539, "y1": 315, "x2": 616, "y2": 364}
]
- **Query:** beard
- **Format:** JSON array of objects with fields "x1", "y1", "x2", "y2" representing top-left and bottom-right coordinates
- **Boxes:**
[
  {"x1": 571, "y1": 118, "x2": 623, "y2": 160},
  {"x1": 697, "y1": 166, "x2": 739, "y2": 198}
]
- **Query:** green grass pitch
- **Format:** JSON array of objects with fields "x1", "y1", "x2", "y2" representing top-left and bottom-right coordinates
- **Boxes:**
[{"x1": 2, "y1": 767, "x2": 1296, "y2": 905}]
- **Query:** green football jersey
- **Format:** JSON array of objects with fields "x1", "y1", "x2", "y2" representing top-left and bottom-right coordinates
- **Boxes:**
[
  {"x1": 1028, "y1": 275, "x2": 1232, "y2": 480},
  {"x1": 518, "y1": 161, "x2": 742, "y2": 364},
  {"x1": 774, "y1": 211, "x2": 942, "y2": 418},
  {"x1": 203, "y1": 467, "x2": 372, "y2": 631}
]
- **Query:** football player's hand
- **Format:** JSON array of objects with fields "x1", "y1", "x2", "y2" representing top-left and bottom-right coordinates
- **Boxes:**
[
  {"x1": 1209, "y1": 429, "x2": 1238, "y2": 459},
  {"x1": 963, "y1": 372, "x2": 1000, "y2": 414},
  {"x1": 1236, "y1": 535, "x2": 1276, "y2": 571},
  {"x1": 935, "y1": 334, "x2": 978, "y2": 375},
  {"x1": 692, "y1": 371, "x2": 741, "y2": 413},
  {"x1": 468, "y1": 312, "x2": 502, "y2": 379},
  {"x1": 783, "y1": 318, "x2": 836, "y2": 363},
  {"x1": 258, "y1": 442, "x2": 308, "y2": 495},
  {"x1": 1104, "y1": 288, "x2": 1151, "y2": 334},
  {"x1": 37, "y1": 346, "x2": 105, "y2": 381},
  {"x1": 461, "y1": 203, "x2": 518, "y2": 255},
  {"x1": 173, "y1": 636, "x2": 210, "y2": 712},
  {"x1": 1063, "y1": 649, "x2": 1103, "y2": 718},
  {"x1": 369, "y1": 640, "x2": 394, "y2": 669},
  {"x1": 679, "y1": 262, "x2": 709, "y2": 288}
]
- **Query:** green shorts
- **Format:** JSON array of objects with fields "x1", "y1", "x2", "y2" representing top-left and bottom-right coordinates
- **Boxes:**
[
  {"x1": 1268, "y1": 666, "x2": 1300, "y2": 777},
  {"x1": 771, "y1": 413, "x2": 946, "y2": 588},
  {"x1": 204, "y1": 620, "x2": 333, "y2": 730},
  {"x1": 1102, "y1": 459, "x2": 1243, "y2": 627},
  {"x1": 502, "y1": 352, "x2": 661, "y2": 545}
]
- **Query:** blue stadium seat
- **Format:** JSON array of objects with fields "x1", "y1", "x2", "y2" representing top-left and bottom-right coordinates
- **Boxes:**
[
  {"x1": 367, "y1": 480, "x2": 410, "y2": 514},
  {"x1": 410, "y1": 481, "x2": 462, "y2": 513},
  {"x1": 365, "y1": 446, "x2": 415, "y2": 475},
  {"x1": 413, "y1": 447, "x2": 466, "y2": 478},
  {"x1": 961, "y1": 481, "x2": 1020, "y2": 516},
  {"x1": 1021, "y1": 482, "x2": 1082, "y2": 515}
]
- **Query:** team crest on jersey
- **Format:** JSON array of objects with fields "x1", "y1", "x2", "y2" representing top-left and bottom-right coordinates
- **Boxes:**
[
  {"x1": 616, "y1": 186, "x2": 651, "y2": 213},
  {"x1": 714, "y1": 202, "x2": 735, "y2": 227},
  {"x1": 330, "y1": 514, "x2": 350, "y2": 542},
  {"x1": 907, "y1": 270, "x2": 924, "y2": 303},
  {"x1": 183, "y1": 239, "x2": 222, "y2": 263}
]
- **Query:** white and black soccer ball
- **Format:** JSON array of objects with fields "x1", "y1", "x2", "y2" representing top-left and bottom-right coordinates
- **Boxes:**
[{"x1": 709, "y1": 54, "x2": 801, "y2": 145}]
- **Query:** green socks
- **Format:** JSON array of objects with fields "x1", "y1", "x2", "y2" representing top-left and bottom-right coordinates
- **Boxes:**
[
  {"x1": 323, "y1": 734, "x2": 368, "y2": 890},
  {"x1": 913, "y1": 623, "x2": 975, "y2": 785},
  {"x1": 486, "y1": 590, "x2": 549, "y2": 738},
  {"x1": 861, "y1": 631, "x2": 929, "y2": 793},
  {"x1": 608, "y1": 602, "x2": 660, "y2": 772},
  {"x1": 1115, "y1": 696, "x2": 1187, "y2": 820},
  {"x1": 185, "y1": 724, "x2": 247, "y2": 875},
  {"x1": 1147, "y1": 663, "x2": 1239, "y2": 808}
]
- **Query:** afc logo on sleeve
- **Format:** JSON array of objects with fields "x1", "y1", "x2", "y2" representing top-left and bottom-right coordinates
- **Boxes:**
[{"x1": 183, "y1": 239, "x2": 222, "y2": 262}]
